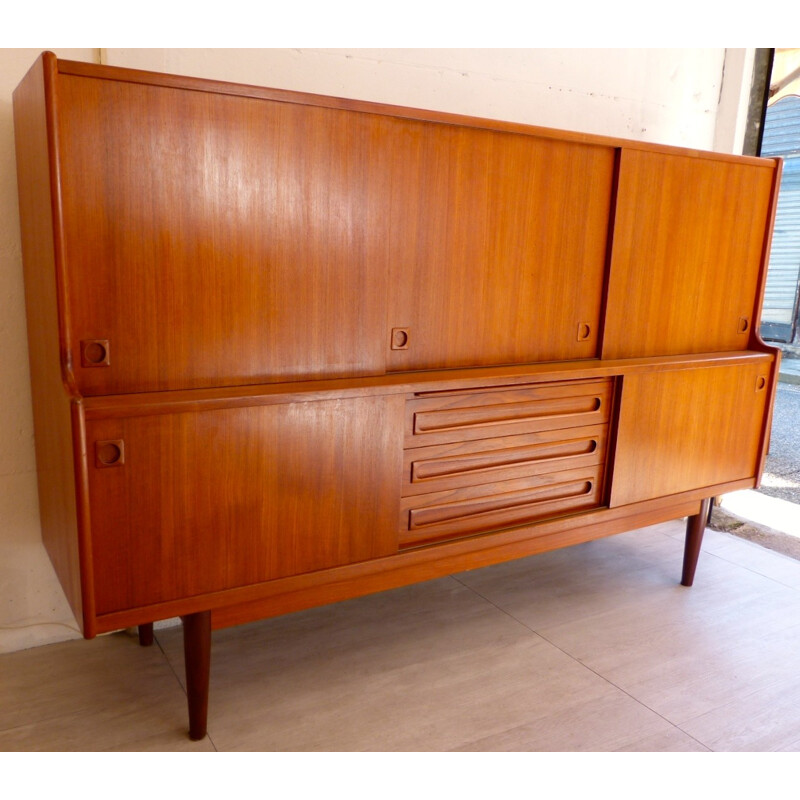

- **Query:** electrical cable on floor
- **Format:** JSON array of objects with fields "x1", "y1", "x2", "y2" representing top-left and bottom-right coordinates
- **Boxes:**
[{"x1": 0, "y1": 621, "x2": 81, "y2": 633}]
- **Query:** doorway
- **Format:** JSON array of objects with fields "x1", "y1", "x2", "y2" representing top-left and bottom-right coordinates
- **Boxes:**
[{"x1": 712, "y1": 49, "x2": 800, "y2": 559}]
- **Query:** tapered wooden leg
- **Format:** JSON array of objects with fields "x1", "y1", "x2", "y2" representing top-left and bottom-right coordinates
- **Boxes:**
[
  {"x1": 182, "y1": 610, "x2": 212, "y2": 741},
  {"x1": 138, "y1": 622, "x2": 154, "y2": 647},
  {"x1": 682, "y1": 497, "x2": 712, "y2": 587}
]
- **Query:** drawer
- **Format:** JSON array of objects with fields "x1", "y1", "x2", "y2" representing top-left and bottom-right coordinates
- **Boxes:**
[
  {"x1": 402, "y1": 424, "x2": 607, "y2": 497},
  {"x1": 399, "y1": 465, "x2": 605, "y2": 548},
  {"x1": 405, "y1": 379, "x2": 613, "y2": 447}
]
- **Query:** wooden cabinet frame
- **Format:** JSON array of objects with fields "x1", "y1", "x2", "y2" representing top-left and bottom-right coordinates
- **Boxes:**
[{"x1": 14, "y1": 53, "x2": 782, "y2": 740}]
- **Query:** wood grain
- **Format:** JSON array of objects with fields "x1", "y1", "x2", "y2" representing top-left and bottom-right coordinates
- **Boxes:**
[
  {"x1": 681, "y1": 497, "x2": 712, "y2": 587},
  {"x1": 92, "y1": 479, "x2": 755, "y2": 635},
  {"x1": 602, "y1": 148, "x2": 777, "y2": 359},
  {"x1": 204, "y1": 491, "x2": 711, "y2": 633},
  {"x1": 182, "y1": 610, "x2": 211, "y2": 741}
]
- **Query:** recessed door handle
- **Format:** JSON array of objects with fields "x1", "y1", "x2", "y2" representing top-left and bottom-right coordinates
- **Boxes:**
[
  {"x1": 95, "y1": 439, "x2": 125, "y2": 468},
  {"x1": 391, "y1": 327, "x2": 410, "y2": 350}
]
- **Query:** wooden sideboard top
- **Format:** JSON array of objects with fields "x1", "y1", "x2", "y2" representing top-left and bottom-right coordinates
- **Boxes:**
[{"x1": 52, "y1": 53, "x2": 774, "y2": 168}]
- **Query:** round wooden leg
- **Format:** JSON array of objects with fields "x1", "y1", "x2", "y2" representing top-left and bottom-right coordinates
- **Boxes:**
[
  {"x1": 682, "y1": 497, "x2": 712, "y2": 587},
  {"x1": 182, "y1": 611, "x2": 212, "y2": 740}
]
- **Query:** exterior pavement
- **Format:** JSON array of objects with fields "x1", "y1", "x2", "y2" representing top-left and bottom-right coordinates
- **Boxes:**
[
  {"x1": 762, "y1": 376, "x2": 800, "y2": 505},
  {"x1": 709, "y1": 356, "x2": 800, "y2": 558},
  {"x1": 779, "y1": 353, "x2": 800, "y2": 386}
]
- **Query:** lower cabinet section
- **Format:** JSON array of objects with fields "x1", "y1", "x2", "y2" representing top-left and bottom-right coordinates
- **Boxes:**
[
  {"x1": 81, "y1": 358, "x2": 774, "y2": 618},
  {"x1": 86, "y1": 395, "x2": 405, "y2": 614}
]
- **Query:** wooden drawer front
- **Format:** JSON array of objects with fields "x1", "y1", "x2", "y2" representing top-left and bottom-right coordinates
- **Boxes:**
[
  {"x1": 405, "y1": 379, "x2": 612, "y2": 447},
  {"x1": 400, "y1": 465, "x2": 604, "y2": 548},
  {"x1": 403, "y1": 424, "x2": 607, "y2": 497}
]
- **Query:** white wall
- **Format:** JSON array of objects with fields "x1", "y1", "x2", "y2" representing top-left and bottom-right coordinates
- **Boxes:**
[
  {"x1": 0, "y1": 49, "x2": 98, "y2": 652},
  {"x1": 107, "y1": 48, "x2": 734, "y2": 150},
  {"x1": 0, "y1": 48, "x2": 755, "y2": 653}
]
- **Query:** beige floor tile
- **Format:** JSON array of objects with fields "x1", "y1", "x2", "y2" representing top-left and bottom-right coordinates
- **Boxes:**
[
  {"x1": 4, "y1": 521, "x2": 800, "y2": 752},
  {"x1": 459, "y1": 523, "x2": 800, "y2": 653},
  {"x1": 455, "y1": 523, "x2": 688, "y2": 630},
  {"x1": 602, "y1": 619, "x2": 800, "y2": 727},
  {"x1": 451, "y1": 691, "x2": 681, "y2": 752},
  {"x1": 159, "y1": 577, "x2": 505, "y2": 690},
  {"x1": 613, "y1": 728, "x2": 709, "y2": 752},
  {"x1": 108, "y1": 731, "x2": 217, "y2": 752},
  {"x1": 699, "y1": 529, "x2": 800, "y2": 591},
  {"x1": 524, "y1": 542, "x2": 800, "y2": 731},
  {"x1": 776, "y1": 736, "x2": 800, "y2": 752},
  {"x1": 680, "y1": 674, "x2": 800, "y2": 751},
  {"x1": 0, "y1": 631, "x2": 196, "y2": 751},
  {"x1": 0, "y1": 705, "x2": 213, "y2": 752},
  {"x1": 157, "y1": 578, "x2": 622, "y2": 751}
]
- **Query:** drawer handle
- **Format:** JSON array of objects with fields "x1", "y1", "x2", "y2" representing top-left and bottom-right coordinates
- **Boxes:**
[
  {"x1": 577, "y1": 322, "x2": 592, "y2": 342},
  {"x1": 737, "y1": 317, "x2": 750, "y2": 334},
  {"x1": 755, "y1": 375, "x2": 767, "y2": 392},
  {"x1": 95, "y1": 439, "x2": 125, "y2": 468}
]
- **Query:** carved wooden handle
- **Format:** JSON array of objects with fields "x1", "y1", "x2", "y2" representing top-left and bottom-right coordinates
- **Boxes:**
[
  {"x1": 81, "y1": 339, "x2": 111, "y2": 367},
  {"x1": 391, "y1": 328, "x2": 410, "y2": 350},
  {"x1": 409, "y1": 478, "x2": 593, "y2": 529},
  {"x1": 95, "y1": 440, "x2": 125, "y2": 468}
]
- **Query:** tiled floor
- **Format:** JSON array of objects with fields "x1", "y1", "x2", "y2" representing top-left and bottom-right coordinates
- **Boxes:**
[{"x1": 3, "y1": 519, "x2": 800, "y2": 752}]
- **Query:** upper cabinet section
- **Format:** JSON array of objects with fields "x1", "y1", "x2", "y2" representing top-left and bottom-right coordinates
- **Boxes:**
[
  {"x1": 384, "y1": 127, "x2": 616, "y2": 371},
  {"x1": 602, "y1": 148, "x2": 778, "y2": 359},
  {"x1": 53, "y1": 67, "x2": 615, "y2": 396},
  {"x1": 14, "y1": 54, "x2": 781, "y2": 398}
]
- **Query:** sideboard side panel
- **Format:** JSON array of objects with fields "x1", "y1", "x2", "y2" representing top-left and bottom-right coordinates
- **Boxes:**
[{"x1": 13, "y1": 54, "x2": 86, "y2": 631}]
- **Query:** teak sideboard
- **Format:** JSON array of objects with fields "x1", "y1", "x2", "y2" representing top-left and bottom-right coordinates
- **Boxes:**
[{"x1": 14, "y1": 52, "x2": 782, "y2": 740}]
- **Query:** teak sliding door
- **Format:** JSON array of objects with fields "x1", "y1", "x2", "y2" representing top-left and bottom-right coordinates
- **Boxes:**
[
  {"x1": 385, "y1": 125, "x2": 616, "y2": 371},
  {"x1": 602, "y1": 148, "x2": 776, "y2": 359},
  {"x1": 56, "y1": 74, "x2": 393, "y2": 394}
]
